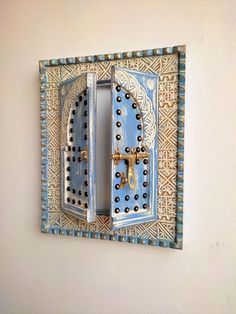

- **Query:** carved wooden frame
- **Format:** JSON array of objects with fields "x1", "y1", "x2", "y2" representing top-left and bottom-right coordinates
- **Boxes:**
[{"x1": 39, "y1": 45, "x2": 185, "y2": 249}]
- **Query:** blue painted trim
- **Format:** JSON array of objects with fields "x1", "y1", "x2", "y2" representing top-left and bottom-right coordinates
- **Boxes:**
[
  {"x1": 175, "y1": 45, "x2": 185, "y2": 249},
  {"x1": 40, "y1": 45, "x2": 186, "y2": 249},
  {"x1": 39, "y1": 45, "x2": 184, "y2": 66},
  {"x1": 40, "y1": 62, "x2": 49, "y2": 232}
]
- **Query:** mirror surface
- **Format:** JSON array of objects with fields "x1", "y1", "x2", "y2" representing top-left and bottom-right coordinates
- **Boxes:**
[{"x1": 96, "y1": 84, "x2": 111, "y2": 214}]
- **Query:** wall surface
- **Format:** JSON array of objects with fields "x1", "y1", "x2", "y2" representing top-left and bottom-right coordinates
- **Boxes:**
[{"x1": 1, "y1": 0, "x2": 236, "y2": 313}]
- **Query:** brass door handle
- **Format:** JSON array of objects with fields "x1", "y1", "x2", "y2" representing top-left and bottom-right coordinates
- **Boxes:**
[{"x1": 111, "y1": 148, "x2": 149, "y2": 190}]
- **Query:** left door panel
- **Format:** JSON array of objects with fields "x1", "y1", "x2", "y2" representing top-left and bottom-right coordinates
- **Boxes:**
[{"x1": 60, "y1": 73, "x2": 97, "y2": 223}]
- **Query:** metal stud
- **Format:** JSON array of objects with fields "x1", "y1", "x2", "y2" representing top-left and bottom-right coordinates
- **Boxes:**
[
  {"x1": 84, "y1": 135, "x2": 87, "y2": 140},
  {"x1": 84, "y1": 203, "x2": 88, "y2": 208},
  {"x1": 125, "y1": 93, "x2": 130, "y2": 99},
  {"x1": 84, "y1": 100, "x2": 87, "y2": 105},
  {"x1": 84, "y1": 169, "x2": 88, "y2": 175},
  {"x1": 68, "y1": 146, "x2": 71, "y2": 151},
  {"x1": 67, "y1": 197, "x2": 70, "y2": 202},
  {"x1": 125, "y1": 147, "x2": 130, "y2": 153},
  {"x1": 78, "y1": 157, "x2": 81, "y2": 162},
  {"x1": 67, "y1": 157, "x2": 70, "y2": 161},
  {"x1": 72, "y1": 156, "x2": 76, "y2": 162},
  {"x1": 84, "y1": 111, "x2": 88, "y2": 116},
  {"x1": 143, "y1": 182, "x2": 148, "y2": 187},
  {"x1": 70, "y1": 118, "x2": 73, "y2": 124},
  {"x1": 116, "y1": 134, "x2": 121, "y2": 140},
  {"x1": 135, "y1": 159, "x2": 140, "y2": 165},
  {"x1": 70, "y1": 128, "x2": 73, "y2": 133},
  {"x1": 141, "y1": 146, "x2": 146, "y2": 152},
  {"x1": 116, "y1": 121, "x2": 121, "y2": 127},
  {"x1": 117, "y1": 96, "x2": 122, "y2": 102},
  {"x1": 84, "y1": 191, "x2": 88, "y2": 197},
  {"x1": 137, "y1": 124, "x2": 142, "y2": 130},
  {"x1": 72, "y1": 109, "x2": 76, "y2": 115},
  {"x1": 78, "y1": 190, "x2": 82, "y2": 196},
  {"x1": 134, "y1": 206, "x2": 139, "y2": 212},
  {"x1": 143, "y1": 193, "x2": 147, "y2": 199},
  {"x1": 72, "y1": 146, "x2": 75, "y2": 151},
  {"x1": 125, "y1": 207, "x2": 129, "y2": 213},
  {"x1": 78, "y1": 200, "x2": 81, "y2": 205},
  {"x1": 67, "y1": 187, "x2": 70, "y2": 191},
  {"x1": 78, "y1": 147, "x2": 81, "y2": 152},
  {"x1": 125, "y1": 195, "x2": 130, "y2": 201},
  {"x1": 115, "y1": 208, "x2": 120, "y2": 214},
  {"x1": 66, "y1": 167, "x2": 70, "y2": 171},
  {"x1": 76, "y1": 101, "x2": 79, "y2": 107},
  {"x1": 137, "y1": 136, "x2": 142, "y2": 142},
  {"x1": 143, "y1": 159, "x2": 148, "y2": 164},
  {"x1": 66, "y1": 176, "x2": 70, "y2": 181},
  {"x1": 132, "y1": 103, "x2": 137, "y2": 109},
  {"x1": 116, "y1": 109, "x2": 121, "y2": 115},
  {"x1": 70, "y1": 137, "x2": 73, "y2": 142},
  {"x1": 115, "y1": 172, "x2": 121, "y2": 178},
  {"x1": 72, "y1": 189, "x2": 76, "y2": 194},
  {"x1": 143, "y1": 170, "x2": 148, "y2": 175},
  {"x1": 72, "y1": 199, "x2": 75, "y2": 204},
  {"x1": 115, "y1": 197, "x2": 120, "y2": 203},
  {"x1": 84, "y1": 122, "x2": 87, "y2": 128},
  {"x1": 116, "y1": 85, "x2": 121, "y2": 92},
  {"x1": 84, "y1": 181, "x2": 88, "y2": 186},
  {"x1": 84, "y1": 90, "x2": 87, "y2": 96},
  {"x1": 136, "y1": 147, "x2": 141, "y2": 153},
  {"x1": 79, "y1": 95, "x2": 83, "y2": 101},
  {"x1": 115, "y1": 184, "x2": 120, "y2": 190},
  {"x1": 136, "y1": 114, "x2": 141, "y2": 120},
  {"x1": 143, "y1": 204, "x2": 147, "y2": 209},
  {"x1": 134, "y1": 194, "x2": 139, "y2": 200}
]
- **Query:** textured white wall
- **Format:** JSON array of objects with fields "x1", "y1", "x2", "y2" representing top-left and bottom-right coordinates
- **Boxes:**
[{"x1": 1, "y1": 0, "x2": 236, "y2": 313}]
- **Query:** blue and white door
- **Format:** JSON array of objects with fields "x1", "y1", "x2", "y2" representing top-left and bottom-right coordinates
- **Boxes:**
[
  {"x1": 110, "y1": 66, "x2": 159, "y2": 230},
  {"x1": 60, "y1": 73, "x2": 97, "y2": 223}
]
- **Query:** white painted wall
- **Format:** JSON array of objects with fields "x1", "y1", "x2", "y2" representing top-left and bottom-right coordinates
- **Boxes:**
[{"x1": 1, "y1": 0, "x2": 236, "y2": 313}]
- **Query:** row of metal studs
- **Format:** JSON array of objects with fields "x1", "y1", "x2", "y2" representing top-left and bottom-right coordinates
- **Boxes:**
[
  {"x1": 115, "y1": 85, "x2": 143, "y2": 143},
  {"x1": 66, "y1": 90, "x2": 88, "y2": 209},
  {"x1": 114, "y1": 85, "x2": 148, "y2": 214}
]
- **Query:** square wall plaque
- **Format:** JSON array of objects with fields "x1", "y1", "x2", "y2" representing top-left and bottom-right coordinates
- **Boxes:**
[{"x1": 40, "y1": 45, "x2": 185, "y2": 249}]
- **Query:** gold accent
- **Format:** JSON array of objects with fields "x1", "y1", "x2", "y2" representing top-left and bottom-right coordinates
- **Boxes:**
[
  {"x1": 120, "y1": 172, "x2": 128, "y2": 189},
  {"x1": 80, "y1": 146, "x2": 88, "y2": 160},
  {"x1": 111, "y1": 147, "x2": 149, "y2": 190}
]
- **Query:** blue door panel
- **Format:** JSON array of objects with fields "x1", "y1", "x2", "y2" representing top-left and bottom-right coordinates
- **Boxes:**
[
  {"x1": 60, "y1": 73, "x2": 97, "y2": 223},
  {"x1": 110, "y1": 66, "x2": 159, "y2": 230}
]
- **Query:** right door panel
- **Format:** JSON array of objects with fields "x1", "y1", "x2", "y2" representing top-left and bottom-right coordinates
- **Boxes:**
[{"x1": 110, "y1": 66, "x2": 159, "y2": 230}]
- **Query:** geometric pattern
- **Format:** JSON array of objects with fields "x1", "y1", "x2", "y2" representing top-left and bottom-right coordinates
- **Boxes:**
[
  {"x1": 114, "y1": 68, "x2": 157, "y2": 149},
  {"x1": 60, "y1": 74, "x2": 87, "y2": 147},
  {"x1": 40, "y1": 46, "x2": 185, "y2": 249}
]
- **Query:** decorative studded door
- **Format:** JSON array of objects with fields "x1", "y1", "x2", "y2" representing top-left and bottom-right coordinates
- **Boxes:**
[
  {"x1": 60, "y1": 73, "x2": 97, "y2": 223},
  {"x1": 110, "y1": 66, "x2": 159, "y2": 230}
]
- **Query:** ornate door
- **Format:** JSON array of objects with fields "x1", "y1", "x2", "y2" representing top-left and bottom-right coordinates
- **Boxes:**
[
  {"x1": 110, "y1": 66, "x2": 159, "y2": 230},
  {"x1": 60, "y1": 73, "x2": 97, "y2": 223}
]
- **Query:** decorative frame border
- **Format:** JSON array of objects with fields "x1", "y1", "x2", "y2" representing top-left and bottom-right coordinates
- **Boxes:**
[{"x1": 39, "y1": 45, "x2": 185, "y2": 249}]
